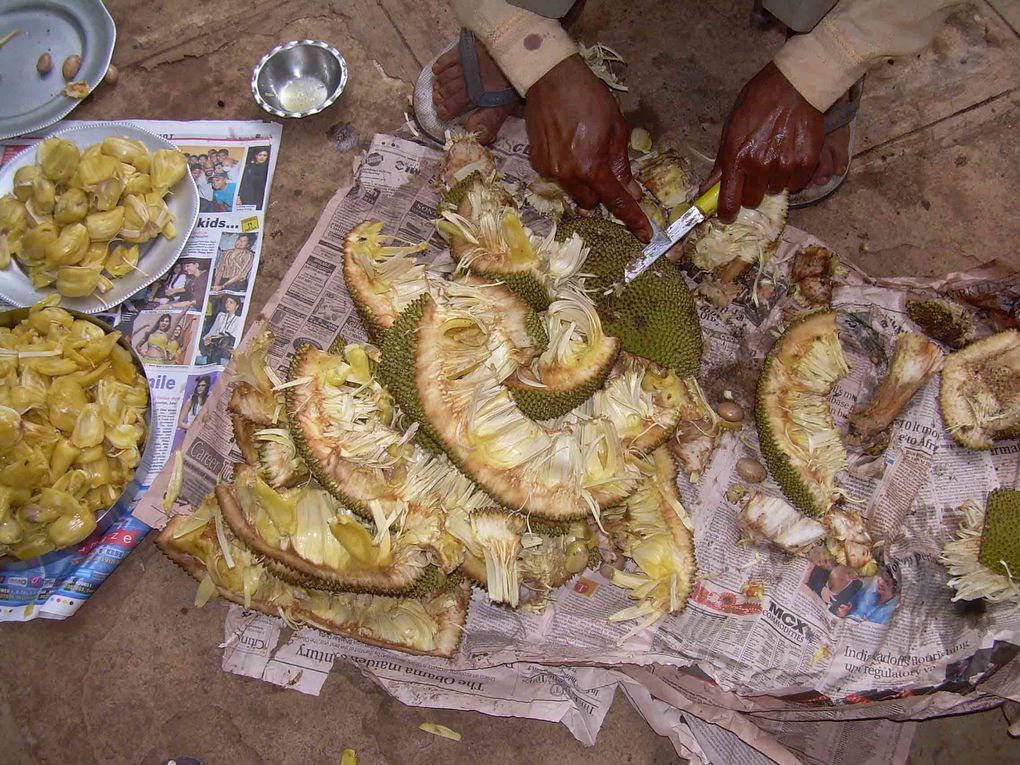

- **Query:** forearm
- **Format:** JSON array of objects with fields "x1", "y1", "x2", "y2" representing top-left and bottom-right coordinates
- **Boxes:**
[
  {"x1": 449, "y1": 0, "x2": 576, "y2": 94},
  {"x1": 773, "y1": 0, "x2": 965, "y2": 111}
]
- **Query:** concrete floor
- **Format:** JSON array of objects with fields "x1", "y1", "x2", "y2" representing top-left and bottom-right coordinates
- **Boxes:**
[{"x1": 1, "y1": 1, "x2": 1019, "y2": 762}]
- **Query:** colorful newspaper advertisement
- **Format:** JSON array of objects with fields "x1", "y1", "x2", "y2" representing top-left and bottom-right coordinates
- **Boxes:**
[{"x1": 0, "y1": 119, "x2": 282, "y2": 621}]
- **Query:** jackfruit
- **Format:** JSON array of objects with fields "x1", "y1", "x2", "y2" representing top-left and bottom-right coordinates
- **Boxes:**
[
  {"x1": 607, "y1": 448, "x2": 697, "y2": 641},
  {"x1": 684, "y1": 191, "x2": 787, "y2": 281},
  {"x1": 157, "y1": 495, "x2": 469, "y2": 657},
  {"x1": 940, "y1": 330, "x2": 1020, "y2": 449},
  {"x1": 755, "y1": 311, "x2": 849, "y2": 517},
  {"x1": 791, "y1": 245, "x2": 839, "y2": 307},
  {"x1": 907, "y1": 298, "x2": 974, "y2": 349},
  {"x1": 341, "y1": 220, "x2": 429, "y2": 340},
  {"x1": 439, "y1": 130, "x2": 497, "y2": 189},
  {"x1": 216, "y1": 465, "x2": 440, "y2": 596},
  {"x1": 737, "y1": 491, "x2": 826, "y2": 553},
  {"x1": 557, "y1": 215, "x2": 702, "y2": 378},
  {"x1": 849, "y1": 332, "x2": 943, "y2": 447},
  {"x1": 506, "y1": 287, "x2": 621, "y2": 420},
  {"x1": 635, "y1": 150, "x2": 697, "y2": 210},
  {"x1": 941, "y1": 489, "x2": 1020, "y2": 607}
]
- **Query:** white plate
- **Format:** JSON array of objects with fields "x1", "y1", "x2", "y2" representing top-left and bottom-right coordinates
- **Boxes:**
[
  {"x1": 0, "y1": 121, "x2": 199, "y2": 313},
  {"x1": 0, "y1": 0, "x2": 117, "y2": 141}
]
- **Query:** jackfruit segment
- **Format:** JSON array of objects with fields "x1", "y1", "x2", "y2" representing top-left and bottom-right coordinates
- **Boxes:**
[
  {"x1": 285, "y1": 343, "x2": 408, "y2": 517},
  {"x1": 685, "y1": 191, "x2": 787, "y2": 276},
  {"x1": 227, "y1": 381, "x2": 279, "y2": 426},
  {"x1": 557, "y1": 216, "x2": 702, "y2": 378},
  {"x1": 755, "y1": 311, "x2": 849, "y2": 517},
  {"x1": 608, "y1": 448, "x2": 696, "y2": 641},
  {"x1": 470, "y1": 510, "x2": 524, "y2": 606},
  {"x1": 218, "y1": 464, "x2": 440, "y2": 596},
  {"x1": 440, "y1": 129, "x2": 497, "y2": 189},
  {"x1": 940, "y1": 330, "x2": 1020, "y2": 450},
  {"x1": 941, "y1": 491, "x2": 1020, "y2": 607},
  {"x1": 737, "y1": 491, "x2": 826, "y2": 553},
  {"x1": 822, "y1": 508, "x2": 876, "y2": 573},
  {"x1": 157, "y1": 497, "x2": 468, "y2": 657},
  {"x1": 849, "y1": 332, "x2": 944, "y2": 446},
  {"x1": 635, "y1": 150, "x2": 697, "y2": 210},
  {"x1": 231, "y1": 413, "x2": 261, "y2": 467},
  {"x1": 906, "y1": 298, "x2": 974, "y2": 349},
  {"x1": 437, "y1": 180, "x2": 589, "y2": 311},
  {"x1": 507, "y1": 287, "x2": 621, "y2": 420},
  {"x1": 254, "y1": 427, "x2": 310, "y2": 489},
  {"x1": 342, "y1": 220, "x2": 429, "y2": 339},
  {"x1": 524, "y1": 176, "x2": 573, "y2": 217},
  {"x1": 412, "y1": 292, "x2": 642, "y2": 521}
]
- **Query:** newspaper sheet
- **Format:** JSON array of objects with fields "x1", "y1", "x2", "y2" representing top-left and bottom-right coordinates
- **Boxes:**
[
  {"x1": 135, "y1": 120, "x2": 1020, "y2": 762},
  {"x1": 0, "y1": 119, "x2": 282, "y2": 620}
]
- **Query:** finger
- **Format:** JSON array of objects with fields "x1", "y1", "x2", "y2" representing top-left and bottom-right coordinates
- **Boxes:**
[
  {"x1": 766, "y1": 166, "x2": 788, "y2": 196},
  {"x1": 559, "y1": 177, "x2": 600, "y2": 210},
  {"x1": 717, "y1": 162, "x2": 744, "y2": 224},
  {"x1": 627, "y1": 178, "x2": 642, "y2": 200},
  {"x1": 741, "y1": 168, "x2": 768, "y2": 211},
  {"x1": 593, "y1": 169, "x2": 652, "y2": 243}
]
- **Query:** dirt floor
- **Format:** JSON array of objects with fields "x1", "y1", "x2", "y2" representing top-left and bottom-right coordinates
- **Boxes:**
[{"x1": 2, "y1": 1, "x2": 1019, "y2": 763}]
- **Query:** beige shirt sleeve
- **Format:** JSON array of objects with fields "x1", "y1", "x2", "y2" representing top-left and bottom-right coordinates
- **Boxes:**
[
  {"x1": 449, "y1": 0, "x2": 577, "y2": 95},
  {"x1": 773, "y1": 0, "x2": 965, "y2": 111}
]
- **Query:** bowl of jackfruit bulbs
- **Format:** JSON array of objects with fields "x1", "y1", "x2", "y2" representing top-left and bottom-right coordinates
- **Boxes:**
[
  {"x1": 0, "y1": 299, "x2": 151, "y2": 564},
  {"x1": 0, "y1": 122, "x2": 199, "y2": 313}
]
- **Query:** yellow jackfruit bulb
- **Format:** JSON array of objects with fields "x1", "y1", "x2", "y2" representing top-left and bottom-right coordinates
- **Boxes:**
[
  {"x1": 101, "y1": 137, "x2": 148, "y2": 165},
  {"x1": 53, "y1": 188, "x2": 89, "y2": 225},
  {"x1": 56, "y1": 265, "x2": 102, "y2": 298},
  {"x1": 123, "y1": 172, "x2": 152, "y2": 196},
  {"x1": 32, "y1": 177, "x2": 56, "y2": 214},
  {"x1": 70, "y1": 403, "x2": 105, "y2": 448},
  {"x1": 92, "y1": 177, "x2": 125, "y2": 212},
  {"x1": 47, "y1": 507, "x2": 97, "y2": 548},
  {"x1": 44, "y1": 222, "x2": 89, "y2": 266},
  {"x1": 0, "y1": 405, "x2": 21, "y2": 451},
  {"x1": 150, "y1": 149, "x2": 187, "y2": 192},
  {"x1": 0, "y1": 233, "x2": 17, "y2": 269},
  {"x1": 28, "y1": 267, "x2": 57, "y2": 289},
  {"x1": 13, "y1": 165, "x2": 42, "y2": 202},
  {"x1": 49, "y1": 438, "x2": 81, "y2": 477},
  {"x1": 77, "y1": 153, "x2": 121, "y2": 190},
  {"x1": 83, "y1": 241, "x2": 109, "y2": 268},
  {"x1": 0, "y1": 194, "x2": 29, "y2": 234},
  {"x1": 49, "y1": 377, "x2": 88, "y2": 432},
  {"x1": 37, "y1": 138, "x2": 80, "y2": 183},
  {"x1": 105, "y1": 244, "x2": 138, "y2": 277},
  {"x1": 110, "y1": 344, "x2": 138, "y2": 385},
  {"x1": 85, "y1": 207, "x2": 125, "y2": 241},
  {"x1": 20, "y1": 222, "x2": 59, "y2": 266},
  {"x1": 0, "y1": 517, "x2": 23, "y2": 546},
  {"x1": 10, "y1": 529, "x2": 55, "y2": 560}
]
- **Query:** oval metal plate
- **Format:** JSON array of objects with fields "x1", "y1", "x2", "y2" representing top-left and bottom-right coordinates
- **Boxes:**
[{"x1": 0, "y1": 121, "x2": 200, "y2": 313}]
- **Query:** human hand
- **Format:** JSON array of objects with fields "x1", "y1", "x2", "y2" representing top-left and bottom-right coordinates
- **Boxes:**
[
  {"x1": 702, "y1": 62, "x2": 824, "y2": 223},
  {"x1": 525, "y1": 54, "x2": 650, "y2": 242}
]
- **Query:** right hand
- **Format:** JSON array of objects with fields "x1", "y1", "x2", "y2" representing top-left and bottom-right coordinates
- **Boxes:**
[{"x1": 525, "y1": 54, "x2": 650, "y2": 243}]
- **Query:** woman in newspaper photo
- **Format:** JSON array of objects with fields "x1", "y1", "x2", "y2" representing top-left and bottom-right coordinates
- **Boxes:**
[
  {"x1": 200, "y1": 295, "x2": 243, "y2": 365},
  {"x1": 177, "y1": 375, "x2": 211, "y2": 432},
  {"x1": 237, "y1": 146, "x2": 270, "y2": 209},
  {"x1": 133, "y1": 311, "x2": 194, "y2": 365},
  {"x1": 212, "y1": 233, "x2": 256, "y2": 293}
]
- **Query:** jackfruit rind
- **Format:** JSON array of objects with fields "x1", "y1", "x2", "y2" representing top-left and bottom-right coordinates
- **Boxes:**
[
  {"x1": 157, "y1": 506, "x2": 468, "y2": 657},
  {"x1": 906, "y1": 298, "x2": 974, "y2": 349},
  {"x1": 557, "y1": 216, "x2": 702, "y2": 377},
  {"x1": 939, "y1": 330, "x2": 1020, "y2": 450},
  {"x1": 755, "y1": 311, "x2": 849, "y2": 517},
  {"x1": 978, "y1": 489, "x2": 1020, "y2": 579},
  {"x1": 285, "y1": 343, "x2": 402, "y2": 518},
  {"x1": 942, "y1": 494, "x2": 1020, "y2": 607}
]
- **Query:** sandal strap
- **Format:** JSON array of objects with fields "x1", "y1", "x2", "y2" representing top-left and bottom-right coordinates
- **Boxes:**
[
  {"x1": 458, "y1": 29, "x2": 520, "y2": 109},
  {"x1": 823, "y1": 77, "x2": 864, "y2": 134}
]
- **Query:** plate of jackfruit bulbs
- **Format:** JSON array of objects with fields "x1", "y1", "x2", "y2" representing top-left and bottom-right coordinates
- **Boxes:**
[{"x1": 0, "y1": 122, "x2": 198, "y2": 313}]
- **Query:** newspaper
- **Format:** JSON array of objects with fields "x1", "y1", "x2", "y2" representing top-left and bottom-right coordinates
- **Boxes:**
[
  {"x1": 0, "y1": 119, "x2": 282, "y2": 621},
  {"x1": 135, "y1": 120, "x2": 1020, "y2": 762}
]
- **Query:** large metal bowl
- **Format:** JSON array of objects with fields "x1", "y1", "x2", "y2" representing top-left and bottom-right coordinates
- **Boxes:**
[
  {"x1": 0, "y1": 306, "x2": 153, "y2": 569},
  {"x1": 251, "y1": 40, "x2": 348, "y2": 118}
]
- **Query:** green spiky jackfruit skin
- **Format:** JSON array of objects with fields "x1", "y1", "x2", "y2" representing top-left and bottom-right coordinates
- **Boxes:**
[
  {"x1": 978, "y1": 489, "x2": 1020, "y2": 579},
  {"x1": 341, "y1": 252, "x2": 391, "y2": 344},
  {"x1": 327, "y1": 336, "x2": 347, "y2": 356},
  {"x1": 285, "y1": 344, "x2": 373, "y2": 520},
  {"x1": 524, "y1": 308, "x2": 550, "y2": 355},
  {"x1": 754, "y1": 312, "x2": 830, "y2": 518},
  {"x1": 478, "y1": 270, "x2": 551, "y2": 313},
  {"x1": 508, "y1": 352, "x2": 617, "y2": 421},
  {"x1": 527, "y1": 517, "x2": 575, "y2": 537},
  {"x1": 439, "y1": 171, "x2": 484, "y2": 218},
  {"x1": 906, "y1": 299, "x2": 973, "y2": 349},
  {"x1": 558, "y1": 217, "x2": 702, "y2": 377},
  {"x1": 266, "y1": 557, "x2": 446, "y2": 598}
]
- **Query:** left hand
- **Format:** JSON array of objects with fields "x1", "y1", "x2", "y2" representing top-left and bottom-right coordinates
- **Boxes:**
[{"x1": 702, "y1": 62, "x2": 824, "y2": 223}]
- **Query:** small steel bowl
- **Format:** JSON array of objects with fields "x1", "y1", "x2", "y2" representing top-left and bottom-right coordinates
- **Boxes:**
[{"x1": 251, "y1": 40, "x2": 349, "y2": 118}]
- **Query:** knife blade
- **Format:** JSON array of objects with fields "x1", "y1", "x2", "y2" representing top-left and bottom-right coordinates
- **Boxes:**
[{"x1": 622, "y1": 181, "x2": 720, "y2": 285}]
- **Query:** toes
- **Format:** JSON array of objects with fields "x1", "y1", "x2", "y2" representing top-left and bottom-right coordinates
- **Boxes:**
[
  {"x1": 432, "y1": 47, "x2": 459, "y2": 75},
  {"x1": 466, "y1": 105, "x2": 513, "y2": 145}
]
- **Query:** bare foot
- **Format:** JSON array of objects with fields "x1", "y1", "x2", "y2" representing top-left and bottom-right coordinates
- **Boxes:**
[
  {"x1": 432, "y1": 43, "x2": 518, "y2": 145},
  {"x1": 807, "y1": 92, "x2": 851, "y2": 189}
]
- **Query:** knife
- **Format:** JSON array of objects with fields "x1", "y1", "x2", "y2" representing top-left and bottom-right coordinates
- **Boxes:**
[{"x1": 622, "y1": 181, "x2": 720, "y2": 284}]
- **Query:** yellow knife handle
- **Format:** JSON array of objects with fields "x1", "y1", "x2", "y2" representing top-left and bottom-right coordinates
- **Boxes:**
[{"x1": 694, "y1": 182, "x2": 720, "y2": 217}]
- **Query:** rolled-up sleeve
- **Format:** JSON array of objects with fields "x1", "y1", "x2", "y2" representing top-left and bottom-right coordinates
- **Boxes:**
[
  {"x1": 449, "y1": 0, "x2": 578, "y2": 94},
  {"x1": 773, "y1": 0, "x2": 965, "y2": 111}
]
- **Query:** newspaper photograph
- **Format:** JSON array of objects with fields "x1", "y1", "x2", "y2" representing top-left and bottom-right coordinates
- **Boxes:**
[
  {"x1": 0, "y1": 119, "x2": 282, "y2": 621},
  {"x1": 135, "y1": 119, "x2": 1020, "y2": 762}
]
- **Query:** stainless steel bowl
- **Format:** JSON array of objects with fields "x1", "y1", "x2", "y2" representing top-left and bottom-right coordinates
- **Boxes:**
[
  {"x1": 251, "y1": 40, "x2": 348, "y2": 118},
  {"x1": 0, "y1": 307, "x2": 153, "y2": 568}
]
